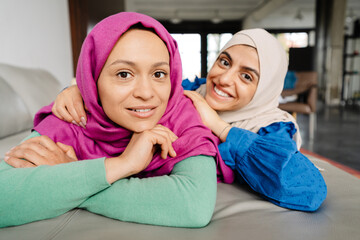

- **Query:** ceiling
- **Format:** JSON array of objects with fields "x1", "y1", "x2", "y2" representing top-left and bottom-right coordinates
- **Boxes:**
[
  {"x1": 124, "y1": 0, "x2": 360, "y2": 29},
  {"x1": 88, "y1": 0, "x2": 360, "y2": 32}
]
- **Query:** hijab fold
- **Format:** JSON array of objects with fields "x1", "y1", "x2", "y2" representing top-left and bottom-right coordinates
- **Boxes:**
[{"x1": 33, "y1": 12, "x2": 234, "y2": 183}]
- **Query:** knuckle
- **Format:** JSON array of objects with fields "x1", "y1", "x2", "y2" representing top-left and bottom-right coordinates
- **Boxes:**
[
  {"x1": 39, "y1": 135, "x2": 50, "y2": 141},
  {"x1": 22, "y1": 149, "x2": 32, "y2": 159}
]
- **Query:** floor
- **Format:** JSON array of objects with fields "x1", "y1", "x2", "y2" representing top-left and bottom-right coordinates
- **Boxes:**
[{"x1": 297, "y1": 102, "x2": 360, "y2": 171}]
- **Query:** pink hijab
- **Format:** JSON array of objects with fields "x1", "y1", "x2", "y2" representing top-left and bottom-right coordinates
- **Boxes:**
[{"x1": 33, "y1": 12, "x2": 234, "y2": 183}]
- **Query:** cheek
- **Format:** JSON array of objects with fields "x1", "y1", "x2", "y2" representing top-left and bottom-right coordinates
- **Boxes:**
[
  {"x1": 159, "y1": 81, "x2": 171, "y2": 103},
  {"x1": 99, "y1": 84, "x2": 128, "y2": 112},
  {"x1": 207, "y1": 68, "x2": 218, "y2": 80},
  {"x1": 235, "y1": 84, "x2": 256, "y2": 105}
]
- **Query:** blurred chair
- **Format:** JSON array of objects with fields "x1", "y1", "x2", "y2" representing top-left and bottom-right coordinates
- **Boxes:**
[{"x1": 279, "y1": 71, "x2": 318, "y2": 140}]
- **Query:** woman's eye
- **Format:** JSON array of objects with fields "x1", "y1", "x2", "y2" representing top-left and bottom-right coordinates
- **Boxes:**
[
  {"x1": 153, "y1": 71, "x2": 166, "y2": 78},
  {"x1": 117, "y1": 71, "x2": 131, "y2": 79},
  {"x1": 220, "y1": 58, "x2": 230, "y2": 67},
  {"x1": 241, "y1": 73, "x2": 252, "y2": 82}
]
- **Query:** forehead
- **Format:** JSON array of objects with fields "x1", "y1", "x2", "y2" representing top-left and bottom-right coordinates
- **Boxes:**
[
  {"x1": 225, "y1": 45, "x2": 259, "y2": 68},
  {"x1": 226, "y1": 44, "x2": 258, "y2": 57},
  {"x1": 106, "y1": 29, "x2": 170, "y2": 62}
]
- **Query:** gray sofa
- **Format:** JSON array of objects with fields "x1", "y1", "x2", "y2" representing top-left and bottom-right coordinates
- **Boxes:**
[
  {"x1": 1, "y1": 63, "x2": 360, "y2": 240},
  {"x1": 0, "y1": 63, "x2": 62, "y2": 157}
]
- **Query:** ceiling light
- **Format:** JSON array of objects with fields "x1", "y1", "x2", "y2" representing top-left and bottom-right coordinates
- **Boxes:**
[
  {"x1": 170, "y1": 18, "x2": 182, "y2": 24},
  {"x1": 211, "y1": 10, "x2": 223, "y2": 24},
  {"x1": 170, "y1": 10, "x2": 182, "y2": 24},
  {"x1": 294, "y1": 9, "x2": 303, "y2": 21}
]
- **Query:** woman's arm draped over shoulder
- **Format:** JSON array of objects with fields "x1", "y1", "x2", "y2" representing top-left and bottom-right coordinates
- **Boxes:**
[{"x1": 218, "y1": 122, "x2": 327, "y2": 211}]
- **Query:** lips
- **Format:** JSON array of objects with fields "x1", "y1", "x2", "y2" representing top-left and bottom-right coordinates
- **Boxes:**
[{"x1": 127, "y1": 106, "x2": 156, "y2": 118}]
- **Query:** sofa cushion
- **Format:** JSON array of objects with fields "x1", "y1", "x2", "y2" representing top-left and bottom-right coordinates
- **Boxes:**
[
  {"x1": 0, "y1": 130, "x2": 30, "y2": 158},
  {"x1": 0, "y1": 76, "x2": 32, "y2": 139},
  {"x1": 0, "y1": 63, "x2": 62, "y2": 118}
]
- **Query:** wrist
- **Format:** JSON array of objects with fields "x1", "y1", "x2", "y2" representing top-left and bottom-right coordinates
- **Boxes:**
[
  {"x1": 211, "y1": 120, "x2": 231, "y2": 142},
  {"x1": 104, "y1": 156, "x2": 134, "y2": 184},
  {"x1": 218, "y1": 124, "x2": 231, "y2": 142}
]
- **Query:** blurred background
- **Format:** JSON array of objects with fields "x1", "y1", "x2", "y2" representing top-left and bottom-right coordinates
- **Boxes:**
[{"x1": 0, "y1": 0, "x2": 359, "y2": 171}]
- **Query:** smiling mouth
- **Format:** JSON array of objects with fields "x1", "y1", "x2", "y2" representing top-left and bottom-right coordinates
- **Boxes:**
[
  {"x1": 127, "y1": 107, "x2": 156, "y2": 118},
  {"x1": 214, "y1": 85, "x2": 231, "y2": 98},
  {"x1": 130, "y1": 108, "x2": 152, "y2": 113}
]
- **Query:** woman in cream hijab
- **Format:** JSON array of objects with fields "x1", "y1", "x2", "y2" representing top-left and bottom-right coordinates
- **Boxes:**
[
  {"x1": 51, "y1": 29, "x2": 327, "y2": 212},
  {"x1": 184, "y1": 29, "x2": 326, "y2": 211}
]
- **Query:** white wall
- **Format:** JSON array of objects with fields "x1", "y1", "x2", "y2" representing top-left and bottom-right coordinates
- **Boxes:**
[{"x1": 0, "y1": 0, "x2": 73, "y2": 87}]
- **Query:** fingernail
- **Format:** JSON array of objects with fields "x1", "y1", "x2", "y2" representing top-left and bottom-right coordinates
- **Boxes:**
[
  {"x1": 81, "y1": 117, "x2": 87, "y2": 127},
  {"x1": 79, "y1": 122, "x2": 86, "y2": 129},
  {"x1": 4, "y1": 156, "x2": 9, "y2": 161},
  {"x1": 72, "y1": 120, "x2": 79, "y2": 126}
]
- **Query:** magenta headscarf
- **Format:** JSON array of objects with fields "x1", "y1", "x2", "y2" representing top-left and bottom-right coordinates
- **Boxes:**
[{"x1": 33, "y1": 12, "x2": 234, "y2": 183}]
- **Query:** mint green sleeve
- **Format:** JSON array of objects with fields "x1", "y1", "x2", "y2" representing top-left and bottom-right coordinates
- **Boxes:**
[
  {"x1": 0, "y1": 131, "x2": 110, "y2": 227},
  {"x1": 0, "y1": 157, "x2": 110, "y2": 228},
  {"x1": 0, "y1": 131, "x2": 217, "y2": 228},
  {"x1": 79, "y1": 155, "x2": 217, "y2": 228}
]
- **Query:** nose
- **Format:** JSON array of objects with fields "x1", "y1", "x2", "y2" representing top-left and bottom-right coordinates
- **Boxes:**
[
  {"x1": 217, "y1": 69, "x2": 235, "y2": 87},
  {"x1": 133, "y1": 75, "x2": 154, "y2": 100}
]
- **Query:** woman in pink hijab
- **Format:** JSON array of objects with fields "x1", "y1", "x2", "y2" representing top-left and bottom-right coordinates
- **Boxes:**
[{"x1": 1, "y1": 12, "x2": 233, "y2": 228}]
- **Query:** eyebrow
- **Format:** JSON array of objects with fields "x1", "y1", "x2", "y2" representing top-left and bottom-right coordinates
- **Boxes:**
[
  {"x1": 109, "y1": 59, "x2": 169, "y2": 68},
  {"x1": 220, "y1": 51, "x2": 260, "y2": 79}
]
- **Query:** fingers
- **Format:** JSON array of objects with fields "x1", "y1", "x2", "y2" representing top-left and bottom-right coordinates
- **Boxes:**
[
  {"x1": 183, "y1": 91, "x2": 208, "y2": 111},
  {"x1": 151, "y1": 125, "x2": 178, "y2": 159},
  {"x1": 23, "y1": 136, "x2": 58, "y2": 152},
  {"x1": 183, "y1": 90, "x2": 206, "y2": 102},
  {"x1": 4, "y1": 156, "x2": 36, "y2": 168},
  {"x1": 57, "y1": 102, "x2": 76, "y2": 123},
  {"x1": 70, "y1": 85, "x2": 87, "y2": 127},
  {"x1": 152, "y1": 125, "x2": 178, "y2": 142},
  {"x1": 51, "y1": 85, "x2": 87, "y2": 128},
  {"x1": 5, "y1": 143, "x2": 49, "y2": 166},
  {"x1": 52, "y1": 102, "x2": 64, "y2": 120},
  {"x1": 56, "y1": 142, "x2": 78, "y2": 161},
  {"x1": 5, "y1": 137, "x2": 78, "y2": 167},
  {"x1": 74, "y1": 101, "x2": 87, "y2": 128}
]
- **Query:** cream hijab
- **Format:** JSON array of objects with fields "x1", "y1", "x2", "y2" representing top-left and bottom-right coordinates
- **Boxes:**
[{"x1": 198, "y1": 28, "x2": 302, "y2": 148}]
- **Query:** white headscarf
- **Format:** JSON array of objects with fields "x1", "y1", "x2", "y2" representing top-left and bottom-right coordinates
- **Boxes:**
[{"x1": 198, "y1": 28, "x2": 302, "y2": 148}]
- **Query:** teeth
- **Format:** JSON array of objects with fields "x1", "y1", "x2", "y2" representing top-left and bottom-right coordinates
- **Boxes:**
[
  {"x1": 133, "y1": 109, "x2": 151, "y2": 112},
  {"x1": 214, "y1": 86, "x2": 230, "y2": 97}
]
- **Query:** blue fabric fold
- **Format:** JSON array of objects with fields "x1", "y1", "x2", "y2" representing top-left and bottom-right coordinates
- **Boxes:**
[
  {"x1": 219, "y1": 122, "x2": 327, "y2": 211},
  {"x1": 182, "y1": 76, "x2": 206, "y2": 90}
]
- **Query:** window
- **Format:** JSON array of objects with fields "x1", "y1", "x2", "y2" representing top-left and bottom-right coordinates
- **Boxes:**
[
  {"x1": 171, "y1": 34, "x2": 201, "y2": 80},
  {"x1": 207, "y1": 33, "x2": 233, "y2": 72},
  {"x1": 274, "y1": 32, "x2": 309, "y2": 52}
]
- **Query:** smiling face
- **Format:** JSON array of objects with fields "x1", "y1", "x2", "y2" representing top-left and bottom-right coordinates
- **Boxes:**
[
  {"x1": 205, "y1": 44, "x2": 260, "y2": 111},
  {"x1": 97, "y1": 29, "x2": 171, "y2": 133}
]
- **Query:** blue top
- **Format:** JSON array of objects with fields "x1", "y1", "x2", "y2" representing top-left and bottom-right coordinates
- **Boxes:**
[
  {"x1": 182, "y1": 76, "x2": 206, "y2": 91},
  {"x1": 219, "y1": 122, "x2": 327, "y2": 211},
  {"x1": 182, "y1": 79, "x2": 327, "y2": 211}
]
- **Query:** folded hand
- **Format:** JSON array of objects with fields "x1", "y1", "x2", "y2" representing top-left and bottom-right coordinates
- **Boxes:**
[{"x1": 4, "y1": 136, "x2": 78, "y2": 168}]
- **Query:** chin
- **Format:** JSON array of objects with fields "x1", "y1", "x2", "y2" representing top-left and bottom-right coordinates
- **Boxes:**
[
  {"x1": 205, "y1": 95, "x2": 225, "y2": 111},
  {"x1": 129, "y1": 122, "x2": 157, "y2": 133}
]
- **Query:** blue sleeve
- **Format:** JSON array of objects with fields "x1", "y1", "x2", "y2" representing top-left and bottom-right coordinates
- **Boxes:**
[
  {"x1": 218, "y1": 122, "x2": 327, "y2": 211},
  {"x1": 182, "y1": 76, "x2": 206, "y2": 90}
]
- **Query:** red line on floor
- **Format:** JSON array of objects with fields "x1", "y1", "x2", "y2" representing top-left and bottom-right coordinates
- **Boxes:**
[{"x1": 300, "y1": 148, "x2": 360, "y2": 179}]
